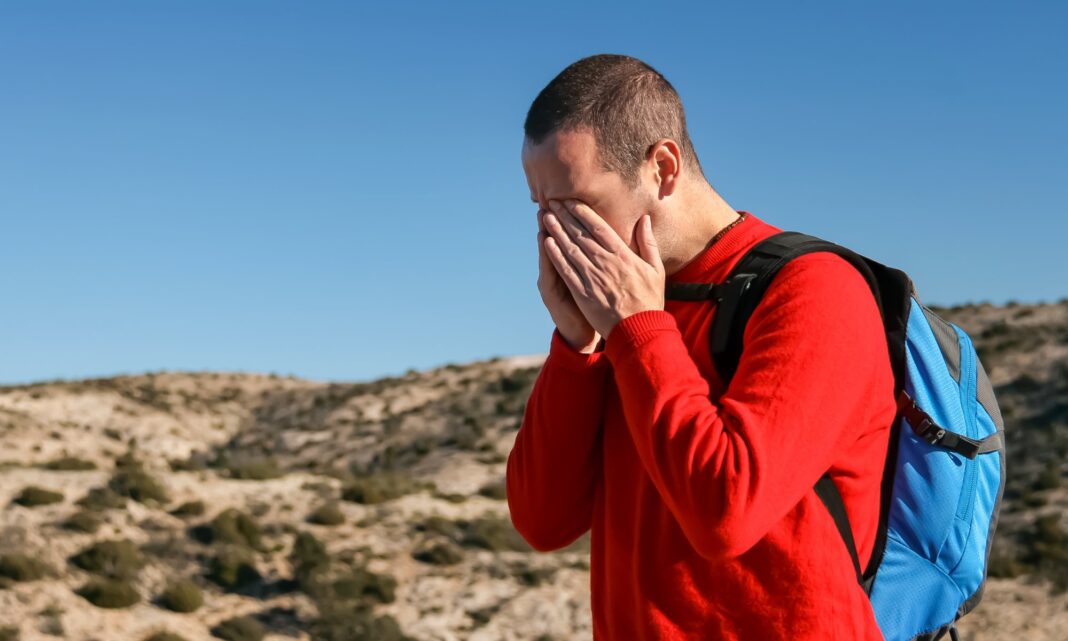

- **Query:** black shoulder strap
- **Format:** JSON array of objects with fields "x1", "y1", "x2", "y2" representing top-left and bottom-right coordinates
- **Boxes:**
[
  {"x1": 706, "y1": 231, "x2": 884, "y2": 383},
  {"x1": 665, "y1": 231, "x2": 910, "y2": 593}
]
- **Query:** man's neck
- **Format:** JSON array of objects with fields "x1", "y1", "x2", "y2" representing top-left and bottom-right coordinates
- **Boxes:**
[{"x1": 662, "y1": 181, "x2": 741, "y2": 277}]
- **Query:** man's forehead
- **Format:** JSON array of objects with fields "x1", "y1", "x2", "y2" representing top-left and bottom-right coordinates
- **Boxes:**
[
  {"x1": 523, "y1": 129, "x2": 602, "y2": 202},
  {"x1": 524, "y1": 128, "x2": 598, "y2": 166}
]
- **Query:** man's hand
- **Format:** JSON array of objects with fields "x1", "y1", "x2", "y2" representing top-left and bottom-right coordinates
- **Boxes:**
[
  {"x1": 537, "y1": 205, "x2": 602, "y2": 353},
  {"x1": 541, "y1": 199, "x2": 665, "y2": 340}
]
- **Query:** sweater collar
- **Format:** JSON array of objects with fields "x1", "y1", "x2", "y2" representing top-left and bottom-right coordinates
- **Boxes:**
[{"x1": 667, "y1": 210, "x2": 768, "y2": 283}]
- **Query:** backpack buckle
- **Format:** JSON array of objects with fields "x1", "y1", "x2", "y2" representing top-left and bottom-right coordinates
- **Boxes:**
[
  {"x1": 898, "y1": 391, "x2": 946, "y2": 444},
  {"x1": 898, "y1": 390, "x2": 982, "y2": 459},
  {"x1": 917, "y1": 418, "x2": 946, "y2": 445}
]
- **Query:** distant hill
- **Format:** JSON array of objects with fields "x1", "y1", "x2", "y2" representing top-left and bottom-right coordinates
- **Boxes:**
[{"x1": 0, "y1": 300, "x2": 1064, "y2": 641}]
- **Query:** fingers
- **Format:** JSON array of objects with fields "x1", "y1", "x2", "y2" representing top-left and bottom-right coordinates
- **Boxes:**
[
  {"x1": 637, "y1": 214, "x2": 663, "y2": 271},
  {"x1": 543, "y1": 201, "x2": 595, "y2": 276},
  {"x1": 537, "y1": 208, "x2": 551, "y2": 269},
  {"x1": 537, "y1": 208, "x2": 564, "y2": 281},
  {"x1": 544, "y1": 233, "x2": 587, "y2": 296},
  {"x1": 560, "y1": 200, "x2": 628, "y2": 254},
  {"x1": 544, "y1": 201, "x2": 611, "y2": 260}
]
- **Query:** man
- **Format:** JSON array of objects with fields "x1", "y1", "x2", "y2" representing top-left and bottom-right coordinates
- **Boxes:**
[{"x1": 506, "y1": 53, "x2": 897, "y2": 640}]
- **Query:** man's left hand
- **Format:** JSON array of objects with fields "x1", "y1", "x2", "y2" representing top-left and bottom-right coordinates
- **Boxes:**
[{"x1": 541, "y1": 199, "x2": 665, "y2": 340}]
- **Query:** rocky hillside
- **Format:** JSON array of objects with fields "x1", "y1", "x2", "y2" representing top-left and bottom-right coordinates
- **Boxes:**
[{"x1": 0, "y1": 299, "x2": 1064, "y2": 641}]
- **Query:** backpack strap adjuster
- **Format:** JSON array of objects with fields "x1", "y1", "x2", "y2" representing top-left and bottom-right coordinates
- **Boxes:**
[{"x1": 896, "y1": 391, "x2": 982, "y2": 459}]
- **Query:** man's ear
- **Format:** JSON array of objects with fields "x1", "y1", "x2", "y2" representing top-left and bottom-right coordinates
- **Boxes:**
[{"x1": 646, "y1": 138, "x2": 683, "y2": 200}]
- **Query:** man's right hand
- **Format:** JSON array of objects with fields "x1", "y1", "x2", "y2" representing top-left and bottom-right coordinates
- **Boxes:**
[{"x1": 537, "y1": 207, "x2": 602, "y2": 354}]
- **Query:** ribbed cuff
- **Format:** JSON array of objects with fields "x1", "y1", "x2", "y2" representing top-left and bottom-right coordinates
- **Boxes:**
[
  {"x1": 547, "y1": 327, "x2": 609, "y2": 372},
  {"x1": 604, "y1": 310, "x2": 679, "y2": 363}
]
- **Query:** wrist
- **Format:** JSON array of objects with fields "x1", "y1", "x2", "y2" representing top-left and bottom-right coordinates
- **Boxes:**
[
  {"x1": 573, "y1": 336, "x2": 605, "y2": 354},
  {"x1": 549, "y1": 328, "x2": 609, "y2": 372}
]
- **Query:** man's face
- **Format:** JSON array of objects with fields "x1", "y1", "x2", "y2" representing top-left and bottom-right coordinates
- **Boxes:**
[{"x1": 522, "y1": 128, "x2": 649, "y2": 253}]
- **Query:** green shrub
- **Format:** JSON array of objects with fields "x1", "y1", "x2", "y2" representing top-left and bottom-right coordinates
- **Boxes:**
[
  {"x1": 1035, "y1": 460, "x2": 1063, "y2": 490},
  {"x1": 62, "y1": 510, "x2": 103, "y2": 534},
  {"x1": 114, "y1": 447, "x2": 144, "y2": 470},
  {"x1": 433, "y1": 490, "x2": 468, "y2": 504},
  {"x1": 330, "y1": 567, "x2": 396, "y2": 604},
  {"x1": 413, "y1": 515, "x2": 460, "y2": 539},
  {"x1": 340, "y1": 472, "x2": 431, "y2": 505},
  {"x1": 108, "y1": 466, "x2": 169, "y2": 505},
  {"x1": 76, "y1": 486, "x2": 127, "y2": 510},
  {"x1": 1034, "y1": 514, "x2": 1067, "y2": 546},
  {"x1": 211, "y1": 616, "x2": 265, "y2": 641},
  {"x1": 287, "y1": 531, "x2": 396, "y2": 606},
  {"x1": 311, "y1": 604, "x2": 413, "y2": 641},
  {"x1": 207, "y1": 547, "x2": 261, "y2": 591},
  {"x1": 372, "y1": 436, "x2": 438, "y2": 471},
  {"x1": 143, "y1": 633, "x2": 189, "y2": 641},
  {"x1": 417, "y1": 514, "x2": 526, "y2": 549},
  {"x1": 191, "y1": 509, "x2": 264, "y2": 550},
  {"x1": 412, "y1": 541, "x2": 463, "y2": 566},
  {"x1": 42, "y1": 456, "x2": 97, "y2": 471},
  {"x1": 76, "y1": 578, "x2": 140, "y2": 608},
  {"x1": 476, "y1": 451, "x2": 507, "y2": 465},
  {"x1": 168, "y1": 451, "x2": 212, "y2": 472},
  {"x1": 987, "y1": 546, "x2": 1026, "y2": 579},
  {"x1": 223, "y1": 456, "x2": 284, "y2": 481},
  {"x1": 1021, "y1": 514, "x2": 1068, "y2": 593},
  {"x1": 70, "y1": 539, "x2": 145, "y2": 580},
  {"x1": 37, "y1": 609, "x2": 60, "y2": 636},
  {"x1": 468, "y1": 602, "x2": 500, "y2": 626},
  {"x1": 512, "y1": 564, "x2": 556, "y2": 587},
  {"x1": 498, "y1": 374, "x2": 527, "y2": 394},
  {"x1": 12, "y1": 486, "x2": 63, "y2": 507},
  {"x1": 477, "y1": 480, "x2": 507, "y2": 500},
  {"x1": 290, "y1": 531, "x2": 329, "y2": 590},
  {"x1": 307, "y1": 503, "x2": 345, "y2": 526},
  {"x1": 291, "y1": 531, "x2": 329, "y2": 568},
  {"x1": 0, "y1": 554, "x2": 51, "y2": 582},
  {"x1": 1022, "y1": 490, "x2": 1049, "y2": 508},
  {"x1": 441, "y1": 415, "x2": 485, "y2": 451},
  {"x1": 460, "y1": 516, "x2": 531, "y2": 552},
  {"x1": 159, "y1": 578, "x2": 203, "y2": 613},
  {"x1": 171, "y1": 500, "x2": 206, "y2": 518}
]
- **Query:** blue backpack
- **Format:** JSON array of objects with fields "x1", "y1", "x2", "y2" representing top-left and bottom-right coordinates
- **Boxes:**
[{"x1": 664, "y1": 231, "x2": 1007, "y2": 641}]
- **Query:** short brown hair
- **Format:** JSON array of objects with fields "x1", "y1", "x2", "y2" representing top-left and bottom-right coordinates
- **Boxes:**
[{"x1": 524, "y1": 54, "x2": 704, "y2": 185}]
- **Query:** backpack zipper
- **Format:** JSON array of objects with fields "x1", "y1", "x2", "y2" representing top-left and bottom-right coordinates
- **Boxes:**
[{"x1": 954, "y1": 327, "x2": 979, "y2": 523}]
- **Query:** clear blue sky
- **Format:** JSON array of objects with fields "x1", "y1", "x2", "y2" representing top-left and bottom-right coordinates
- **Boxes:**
[{"x1": 1, "y1": 1, "x2": 1065, "y2": 385}]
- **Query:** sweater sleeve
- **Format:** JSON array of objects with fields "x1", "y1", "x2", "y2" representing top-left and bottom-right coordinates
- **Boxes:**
[
  {"x1": 603, "y1": 253, "x2": 890, "y2": 561},
  {"x1": 506, "y1": 326, "x2": 610, "y2": 552}
]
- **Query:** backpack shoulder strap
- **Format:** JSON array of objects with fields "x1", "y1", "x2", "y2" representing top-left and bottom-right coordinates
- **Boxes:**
[
  {"x1": 707, "y1": 231, "x2": 884, "y2": 383},
  {"x1": 666, "y1": 230, "x2": 896, "y2": 591}
]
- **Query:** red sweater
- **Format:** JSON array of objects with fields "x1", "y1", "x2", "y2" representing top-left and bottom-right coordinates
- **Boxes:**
[{"x1": 506, "y1": 211, "x2": 897, "y2": 640}]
